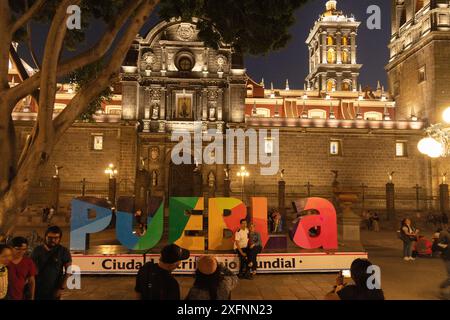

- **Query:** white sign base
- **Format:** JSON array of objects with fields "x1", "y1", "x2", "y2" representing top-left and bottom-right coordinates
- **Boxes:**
[{"x1": 72, "y1": 252, "x2": 368, "y2": 275}]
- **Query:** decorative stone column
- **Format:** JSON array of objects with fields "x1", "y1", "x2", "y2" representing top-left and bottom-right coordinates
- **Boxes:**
[
  {"x1": 440, "y1": 183, "x2": 449, "y2": 215},
  {"x1": 193, "y1": 168, "x2": 203, "y2": 197},
  {"x1": 336, "y1": 72, "x2": 343, "y2": 91},
  {"x1": 338, "y1": 193, "x2": 361, "y2": 242},
  {"x1": 336, "y1": 32, "x2": 342, "y2": 64},
  {"x1": 108, "y1": 177, "x2": 117, "y2": 206},
  {"x1": 51, "y1": 176, "x2": 60, "y2": 213},
  {"x1": 278, "y1": 179, "x2": 286, "y2": 224},
  {"x1": 386, "y1": 182, "x2": 395, "y2": 221},
  {"x1": 223, "y1": 167, "x2": 231, "y2": 197},
  {"x1": 321, "y1": 31, "x2": 328, "y2": 64},
  {"x1": 350, "y1": 32, "x2": 357, "y2": 64}
]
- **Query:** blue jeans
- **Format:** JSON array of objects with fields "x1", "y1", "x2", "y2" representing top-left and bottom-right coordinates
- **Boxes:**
[{"x1": 403, "y1": 240, "x2": 413, "y2": 257}]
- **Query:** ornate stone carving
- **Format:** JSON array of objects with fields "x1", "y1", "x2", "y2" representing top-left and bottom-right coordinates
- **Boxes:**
[
  {"x1": 149, "y1": 89, "x2": 162, "y2": 101},
  {"x1": 150, "y1": 147, "x2": 160, "y2": 161},
  {"x1": 207, "y1": 90, "x2": 218, "y2": 101},
  {"x1": 216, "y1": 54, "x2": 227, "y2": 69},
  {"x1": 177, "y1": 23, "x2": 195, "y2": 41},
  {"x1": 151, "y1": 170, "x2": 158, "y2": 187},
  {"x1": 141, "y1": 52, "x2": 156, "y2": 70}
]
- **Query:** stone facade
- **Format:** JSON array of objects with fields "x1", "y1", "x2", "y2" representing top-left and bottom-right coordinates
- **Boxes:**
[
  {"x1": 9, "y1": 3, "x2": 447, "y2": 220},
  {"x1": 386, "y1": 0, "x2": 450, "y2": 200}
]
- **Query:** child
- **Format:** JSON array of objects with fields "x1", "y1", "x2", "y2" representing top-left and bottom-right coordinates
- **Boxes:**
[{"x1": 0, "y1": 244, "x2": 13, "y2": 300}]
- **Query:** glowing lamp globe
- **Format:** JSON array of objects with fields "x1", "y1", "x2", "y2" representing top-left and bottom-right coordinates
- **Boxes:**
[
  {"x1": 427, "y1": 147, "x2": 443, "y2": 158},
  {"x1": 417, "y1": 137, "x2": 437, "y2": 155},
  {"x1": 443, "y1": 107, "x2": 450, "y2": 124},
  {"x1": 426, "y1": 140, "x2": 444, "y2": 158}
]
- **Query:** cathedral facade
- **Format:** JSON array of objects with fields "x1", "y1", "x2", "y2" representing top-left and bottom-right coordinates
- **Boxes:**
[{"x1": 9, "y1": 1, "x2": 445, "y2": 221}]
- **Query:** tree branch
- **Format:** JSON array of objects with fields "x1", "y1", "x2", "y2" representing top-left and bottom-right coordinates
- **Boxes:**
[
  {"x1": 0, "y1": 1, "x2": 12, "y2": 93},
  {"x1": 11, "y1": 0, "x2": 46, "y2": 34},
  {"x1": 6, "y1": 0, "x2": 144, "y2": 110},
  {"x1": 37, "y1": 0, "x2": 80, "y2": 139},
  {"x1": 53, "y1": 0, "x2": 159, "y2": 137}
]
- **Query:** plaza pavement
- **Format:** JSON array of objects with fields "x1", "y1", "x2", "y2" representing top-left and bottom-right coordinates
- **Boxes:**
[{"x1": 60, "y1": 229, "x2": 448, "y2": 300}]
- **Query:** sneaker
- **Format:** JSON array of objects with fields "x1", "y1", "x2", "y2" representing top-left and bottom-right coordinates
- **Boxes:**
[
  {"x1": 403, "y1": 257, "x2": 410, "y2": 261},
  {"x1": 244, "y1": 273, "x2": 254, "y2": 280},
  {"x1": 409, "y1": 257, "x2": 416, "y2": 261}
]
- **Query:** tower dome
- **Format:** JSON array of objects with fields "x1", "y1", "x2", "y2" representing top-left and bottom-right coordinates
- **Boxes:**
[{"x1": 326, "y1": 0, "x2": 337, "y2": 12}]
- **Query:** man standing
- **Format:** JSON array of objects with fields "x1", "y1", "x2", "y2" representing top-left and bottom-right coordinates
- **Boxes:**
[
  {"x1": 234, "y1": 219, "x2": 250, "y2": 279},
  {"x1": 31, "y1": 226, "x2": 72, "y2": 300},
  {"x1": 437, "y1": 227, "x2": 450, "y2": 299},
  {"x1": 8, "y1": 237, "x2": 37, "y2": 300},
  {"x1": 135, "y1": 244, "x2": 190, "y2": 300}
]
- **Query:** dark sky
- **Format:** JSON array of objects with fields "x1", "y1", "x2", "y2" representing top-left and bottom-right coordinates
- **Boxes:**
[
  {"x1": 20, "y1": 0, "x2": 391, "y2": 90},
  {"x1": 245, "y1": 0, "x2": 391, "y2": 89}
]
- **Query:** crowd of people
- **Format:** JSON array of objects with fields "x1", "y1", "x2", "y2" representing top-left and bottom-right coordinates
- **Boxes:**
[
  {"x1": 0, "y1": 226, "x2": 72, "y2": 300},
  {"x1": 1, "y1": 213, "x2": 449, "y2": 301},
  {"x1": 398, "y1": 217, "x2": 450, "y2": 299}
]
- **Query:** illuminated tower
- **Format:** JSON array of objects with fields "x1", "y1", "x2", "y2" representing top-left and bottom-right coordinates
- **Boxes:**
[{"x1": 305, "y1": 0, "x2": 362, "y2": 92}]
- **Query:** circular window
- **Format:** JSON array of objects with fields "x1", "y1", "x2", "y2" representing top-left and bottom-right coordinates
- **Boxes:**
[
  {"x1": 179, "y1": 57, "x2": 193, "y2": 71},
  {"x1": 175, "y1": 51, "x2": 195, "y2": 72}
]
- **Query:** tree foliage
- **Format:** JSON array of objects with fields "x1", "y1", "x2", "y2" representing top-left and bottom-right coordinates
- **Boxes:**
[
  {"x1": 68, "y1": 60, "x2": 114, "y2": 121},
  {"x1": 159, "y1": 0, "x2": 307, "y2": 55},
  {"x1": 0, "y1": 0, "x2": 309, "y2": 234}
]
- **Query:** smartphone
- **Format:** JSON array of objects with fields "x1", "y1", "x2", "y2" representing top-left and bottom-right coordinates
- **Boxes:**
[{"x1": 341, "y1": 269, "x2": 351, "y2": 278}]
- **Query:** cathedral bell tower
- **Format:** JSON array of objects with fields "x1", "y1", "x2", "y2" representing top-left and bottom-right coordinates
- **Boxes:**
[{"x1": 305, "y1": 1, "x2": 362, "y2": 92}]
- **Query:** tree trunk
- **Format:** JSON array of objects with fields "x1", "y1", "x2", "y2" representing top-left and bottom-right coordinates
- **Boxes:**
[
  {"x1": 0, "y1": 134, "x2": 54, "y2": 235},
  {"x1": 0, "y1": 102, "x2": 17, "y2": 196}
]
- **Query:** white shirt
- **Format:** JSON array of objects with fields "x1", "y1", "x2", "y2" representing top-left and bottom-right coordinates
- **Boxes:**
[{"x1": 234, "y1": 228, "x2": 249, "y2": 250}]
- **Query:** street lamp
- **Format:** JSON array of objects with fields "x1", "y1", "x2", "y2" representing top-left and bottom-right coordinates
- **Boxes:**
[
  {"x1": 105, "y1": 163, "x2": 118, "y2": 204},
  {"x1": 417, "y1": 107, "x2": 450, "y2": 158},
  {"x1": 105, "y1": 163, "x2": 118, "y2": 178},
  {"x1": 236, "y1": 166, "x2": 250, "y2": 201}
]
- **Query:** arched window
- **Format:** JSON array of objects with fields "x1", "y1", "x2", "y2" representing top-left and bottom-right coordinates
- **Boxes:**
[
  {"x1": 308, "y1": 109, "x2": 327, "y2": 119},
  {"x1": 342, "y1": 36, "x2": 349, "y2": 46},
  {"x1": 342, "y1": 49, "x2": 350, "y2": 64},
  {"x1": 327, "y1": 48, "x2": 336, "y2": 64},
  {"x1": 400, "y1": 8, "x2": 406, "y2": 27},
  {"x1": 364, "y1": 111, "x2": 383, "y2": 121},
  {"x1": 327, "y1": 36, "x2": 335, "y2": 46},
  {"x1": 342, "y1": 80, "x2": 352, "y2": 91},
  {"x1": 326, "y1": 79, "x2": 336, "y2": 92}
]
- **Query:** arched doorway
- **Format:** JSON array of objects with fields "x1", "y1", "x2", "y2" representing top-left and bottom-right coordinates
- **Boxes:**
[{"x1": 168, "y1": 160, "x2": 196, "y2": 198}]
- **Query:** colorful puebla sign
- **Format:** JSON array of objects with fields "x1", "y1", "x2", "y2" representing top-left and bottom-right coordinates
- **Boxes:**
[{"x1": 70, "y1": 197, "x2": 338, "y2": 252}]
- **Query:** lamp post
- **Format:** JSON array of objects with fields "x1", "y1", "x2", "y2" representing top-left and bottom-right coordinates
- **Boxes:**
[
  {"x1": 236, "y1": 166, "x2": 249, "y2": 201},
  {"x1": 105, "y1": 163, "x2": 118, "y2": 205},
  {"x1": 417, "y1": 107, "x2": 450, "y2": 158}
]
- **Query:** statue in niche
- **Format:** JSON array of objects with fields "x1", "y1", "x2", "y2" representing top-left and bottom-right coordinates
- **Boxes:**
[
  {"x1": 208, "y1": 171, "x2": 216, "y2": 188},
  {"x1": 151, "y1": 103, "x2": 159, "y2": 120},
  {"x1": 150, "y1": 147, "x2": 160, "y2": 161},
  {"x1": 209, "y1": 106, "x2": 216, "y2": 121},
  {"x1": 151, "y1": 170, "x2": 158, "y2": 187}
]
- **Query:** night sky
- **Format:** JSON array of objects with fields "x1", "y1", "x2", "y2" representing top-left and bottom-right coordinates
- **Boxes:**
[
  {"x1": 19, "y1": 0, "x2": 391, "y2": 90},
  {"x1": 245, "y1": 0, "x2": 391, "y2": 90}
]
